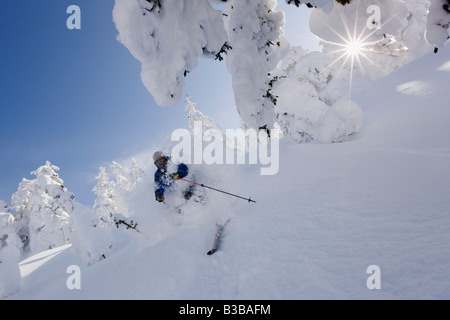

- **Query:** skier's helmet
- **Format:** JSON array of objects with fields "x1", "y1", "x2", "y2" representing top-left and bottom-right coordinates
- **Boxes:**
[{"x1": 153, "y1": 151, "x2": 165, "y2": 162}]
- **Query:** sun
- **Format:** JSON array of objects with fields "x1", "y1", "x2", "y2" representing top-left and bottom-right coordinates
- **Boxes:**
[{"x1": 345, "y1": 39, "x2": 364, "y2": 57}]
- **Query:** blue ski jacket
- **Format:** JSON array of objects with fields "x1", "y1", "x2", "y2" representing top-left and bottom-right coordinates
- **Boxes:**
[{"x1": 154, "y1": 163, "x2": 189, "y2": 199}]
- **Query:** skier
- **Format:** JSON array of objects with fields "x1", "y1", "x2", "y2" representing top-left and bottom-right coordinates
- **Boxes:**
[{"x1": 153, "y1": 151, "x2": 191, "y2": 203}]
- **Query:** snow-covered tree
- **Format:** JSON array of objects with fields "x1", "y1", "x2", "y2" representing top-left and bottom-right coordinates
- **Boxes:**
[
  {"x1": 111, "y1": 161, "x2": 131, "y2": 192},
  {"x1": 273, "y1": 48, "x2": 363, "y2": 143},
  {"x1": 93, "y1": 160, "x2": 146, "y2": 221},
  {"x1": 10, "y1": 161, "x2": 74, "y2": 254},
  {"x1": 425, "y1": 0, "x2": 450, "y2": 51},
  {"x1": 399, "y1": 0, "x2": 433, "y2": 59},
  {"x1": 0, "y1": 201, "x2": 22, "y2": 263},
  {"x1": 224, "y1": 0, "x2": 289, "y2": 131},
  {"x1": 110, "y1": 159, "x2": 146, "y2": 192},
  {"x1": 185, "y1": 95, "x2": 222, "y2": 134},
  {"x1": 129, "y1": 158, "x2": 146, "y2": 189},
  {"x1": 0, "y1": 200, "x2": 21, "y2": 260},
  {"x1": 92, "y1": 167, "x2": 118, "y2": 227},
  {"x1": 273, "y1": 48, "x2": 323, "y2": 142},
  {"x1": 182, "y1": 96, "x2": 232, "y2": 159},
  {"x1": 0, "y1": 200, "x2": 9, "y2": 212},
  {"x1": 112, "y1": 0, "x2": 228, "y2": 106},
  {"x1": 70, "y1": 167, "x2": 132, "y2": 266},
  {"x1": 0, "y1": 203, "x2": 22, "y2": 299}
]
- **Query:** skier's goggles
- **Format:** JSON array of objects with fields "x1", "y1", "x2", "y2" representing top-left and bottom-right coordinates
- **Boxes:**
[{"x1": 154, "y1": 157, "x2": 167, "y2": 166}]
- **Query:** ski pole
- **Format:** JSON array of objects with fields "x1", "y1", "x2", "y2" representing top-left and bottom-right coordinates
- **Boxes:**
[{"x1": 179, "y1": 178, "x2": 256, "y2": 203}]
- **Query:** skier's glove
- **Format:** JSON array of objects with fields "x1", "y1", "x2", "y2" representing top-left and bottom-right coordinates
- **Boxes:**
[
  {"x1": 156, "y1": 194, "x2": 164, "y2": 202},
  {"x1": 169, "y1": 173, "x2": 180, "y2": 181}
]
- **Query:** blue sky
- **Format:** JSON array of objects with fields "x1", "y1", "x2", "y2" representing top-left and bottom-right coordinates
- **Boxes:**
[{"x1": 0, "y1": 0, "x2": 317, "y2": 205}]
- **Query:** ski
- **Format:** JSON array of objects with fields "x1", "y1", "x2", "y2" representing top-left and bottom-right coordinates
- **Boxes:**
[{"x1": 207, "y1": 220, "x2": 229, "y2": 255}]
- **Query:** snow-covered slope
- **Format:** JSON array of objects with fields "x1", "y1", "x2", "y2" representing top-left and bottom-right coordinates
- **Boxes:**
[{"x1": 6, "y1": 45, "x2": 450, "y2": 300}]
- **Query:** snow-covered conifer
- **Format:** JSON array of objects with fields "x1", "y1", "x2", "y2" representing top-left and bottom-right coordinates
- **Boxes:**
[
  {"x1": 0, "y1": 204, "x2": 22, "y2": 299},
  {"x1": 92, "y1": 167, "x2": 117, "y2": 227},
  {"x1": 111, "y1": 161, "x2": 131, "y2": 191},
  {"x1": 398, "y1": 0, "x2": 433, "y2": 59},
  {"x1": 185, "y1": 96, "x2": 222, "y2": 134},
  {"x1": 425, "y1": 0, "x2": 450, "y2": 51},
  {"x1": 225, "y1": 0, "x2": 289, "y2": 132},
  {"x1": 11, "y1": 161, "x2": 74, "y2": 254},
  {"x1": 0, "y1": 201, "x2": 22, "y2": 262},
  {"x1": 273, "y1": 48, "x2": 364, "y2": 143},
  {"x1": 129, "y1": 158, "x2": 146, "y2": 188},
  {"x1": 110, "y1": 159, "x2": 146, "y2": 192},
  {"x1": 93, "y1": 160, "x2": 146, "y2": 221},
  {"x1": 112, "y1": 0, "x2": 228, "y2": 106}
]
